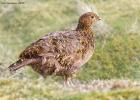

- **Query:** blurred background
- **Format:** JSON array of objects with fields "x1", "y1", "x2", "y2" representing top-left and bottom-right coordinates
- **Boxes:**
[{"x1": 0, "y1": 0, "x2": 140, "y2": 99}]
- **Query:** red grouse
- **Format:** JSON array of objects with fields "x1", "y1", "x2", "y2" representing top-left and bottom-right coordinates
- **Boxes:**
[{"x1": 9, "y1": 12, "x2": 101, "y2": 85}]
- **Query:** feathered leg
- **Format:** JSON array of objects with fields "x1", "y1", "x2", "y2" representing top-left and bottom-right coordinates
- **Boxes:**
[
  {"x1": 63, "y1": 65, "x2": 79, "y2": 87},
  {"x1": 63, "y1": 75, "x2": 74, "y2": 87}
]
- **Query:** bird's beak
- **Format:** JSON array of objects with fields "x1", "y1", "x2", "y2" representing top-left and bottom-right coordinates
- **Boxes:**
[{"x1": 98, "y1": 17, "x2": 101, "y2": 20}]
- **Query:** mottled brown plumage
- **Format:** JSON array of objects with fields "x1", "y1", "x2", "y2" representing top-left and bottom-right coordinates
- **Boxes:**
[{"x1": 9, "y1": 12, "x2": 101, "y2": 85}]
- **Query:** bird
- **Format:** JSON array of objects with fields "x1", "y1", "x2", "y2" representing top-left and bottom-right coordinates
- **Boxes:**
[{"x1": 8, "y1": 12, "x2": 101, "y2": 86}]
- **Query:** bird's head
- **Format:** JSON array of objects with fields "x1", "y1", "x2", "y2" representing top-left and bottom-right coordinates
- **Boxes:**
[{"x1": 76, "y1": 12, "x2": 101, "y2": 31}]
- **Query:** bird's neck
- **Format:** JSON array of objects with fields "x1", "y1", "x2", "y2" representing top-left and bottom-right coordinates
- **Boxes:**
[
  {"x1": 76, "y1": 23, "x2": 95, "y2": 47},
  {"x1": 76, "y1": 23, "x2": 92, "y2": 33}
]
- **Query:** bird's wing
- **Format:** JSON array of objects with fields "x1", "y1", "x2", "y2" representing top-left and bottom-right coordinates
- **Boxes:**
[
  {"x1": 50, "y1": 31, "x2": 85, "y2": 54},
  {"x1": 19, "y1": 35, "x2": 54, "y2": 59},
  {"x1": 19, "y1": 40, "x2": 43, "y2": 59},
  {"x1": 19, "y1": 31, "x2": 83, "y2": 59}
]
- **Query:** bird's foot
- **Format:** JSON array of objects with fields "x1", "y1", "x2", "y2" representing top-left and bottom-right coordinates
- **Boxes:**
[
  {"x1": 64, "y1": 80, "x2": 75, "y2": 87},
  {"x1": 69, "y1": 79, "x2": 75, "y2": 87},
  {"x1": 63, "y1": 77, "x2": 75, "y2": 87}
]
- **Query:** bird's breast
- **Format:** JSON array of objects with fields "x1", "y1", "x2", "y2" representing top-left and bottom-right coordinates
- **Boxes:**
[{"x1": 74, "y1": 46, "x2": 94, "y2": 67}]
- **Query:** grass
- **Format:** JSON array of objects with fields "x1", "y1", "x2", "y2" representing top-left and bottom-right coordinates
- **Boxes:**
[
  {"x1": 0, "y1": 0, "x2": 140, "y2": 99},
  {"x1": 0, "y1": 79, "x2": 140, "y2": 100}
]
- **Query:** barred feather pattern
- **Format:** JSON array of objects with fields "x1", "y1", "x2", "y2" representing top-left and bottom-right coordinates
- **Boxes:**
[
  {"x1": 8, "y1": 12, "x2": 100, "y2": 81},
  {"x1": 19, "y1": 30, "x2": 95, "y2": 77}
]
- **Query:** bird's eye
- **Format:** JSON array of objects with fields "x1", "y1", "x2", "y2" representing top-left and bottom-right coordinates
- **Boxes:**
[{"x1": 91, "y1": 16, "x2": 94, "y2": 18}]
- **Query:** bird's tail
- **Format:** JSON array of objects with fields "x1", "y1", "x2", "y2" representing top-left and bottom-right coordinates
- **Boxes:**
[{"x1": 8, "y1": 58, "x2": 37, "y2": 73}]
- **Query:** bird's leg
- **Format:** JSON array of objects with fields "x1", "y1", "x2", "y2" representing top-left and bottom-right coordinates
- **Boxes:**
[
  {"x1": 64, "y1": 75, "x2": 70, "y2": 87},
  {"x1": 63, "y1": 75, "x2": 74, "y2": 87}
]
